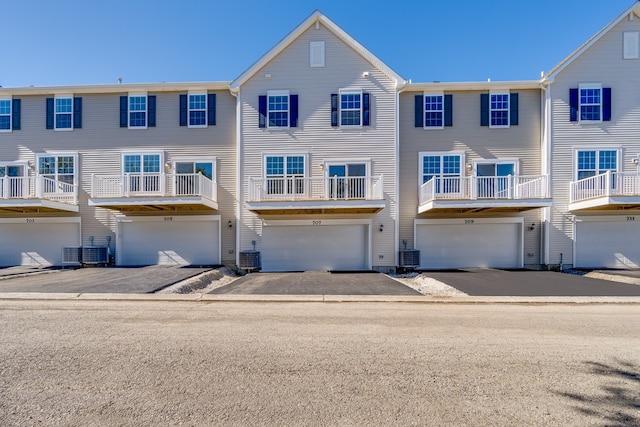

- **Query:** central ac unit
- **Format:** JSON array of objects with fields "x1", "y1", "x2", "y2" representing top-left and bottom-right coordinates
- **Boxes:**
[
  {"x1": 239, "y1": 250, "x2": 261, "y2": 271},
  {"x1": 82, "y1": 246, "x2": 108, "y2": 265},
  {"x1": 398, "y1": 249, "x2": 420, "y2": 268},
  {"x1": 62, "y1": 247, "x2": 82, "y2": 265}
]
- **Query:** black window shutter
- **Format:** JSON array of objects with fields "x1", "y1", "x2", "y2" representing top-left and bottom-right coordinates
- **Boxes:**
[
  {"x1": 120, "y1": 96, "x2": 128, "y2": 127},
  {"x1": 208, "y1": 93, "x2": 216, "y2": 126},
  {"x1": 331, "y1": 94, "x2": 338, "y2": 127},
  {"x1": 12, "y1": 99, "x2": 20, "y2": 130},
  {"x1": 290, "y1": 94, "x2": 298, "y2": 127},
  {"x1": 73, "y1": 97, "x2": 82, "y2": 129},
  {"x1": 602, "y1": 88, "x2": 612, "y2": 121},
  {"x1": 480, "y1": 93, "x2": 489, "y2": 126},
  {"x1": 569, "y1": 88, "x2": 578, "y2": 122},
  {"x1": 444, "y1": 94, "x2": 453, "y2": 127},
  {"x1": 46, "y1": 98, "x2": 55, "y2": 129},
  {"x1": 362, "y1": 93, "x2": 370, "y2": 126},
  {"x1": 179, "y1": 94, "x2": 187, "y2": 126},
  {"x1": 414, "y1": 95, "x2": 423, "y2": 127},
  {"x1": 258, "y1": 95, "x2": 267, "y2": 128},
  {"x1": 148, "y1": 95, "x2": 156, "y2": 127},
  {"x1": 510, "y1": 93, "x2": 519, "y2": 126}
]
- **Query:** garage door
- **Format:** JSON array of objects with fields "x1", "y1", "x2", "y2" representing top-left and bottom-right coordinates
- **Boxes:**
[
  {"x1": 575, "y1": 216, "x2": 640, "y2": 268},
  {"x1": 0, "y1": 218, "x2": 81, "y2": 266},
  {"x1": 415, "y1": 219, "x2": 522, "y2": 269},
  {"x1": 117, "y1": 215, "x2": 220, "y2": 266},
  {"x1": 261, "y1": 222, "x2": 369, "y2": 272}
]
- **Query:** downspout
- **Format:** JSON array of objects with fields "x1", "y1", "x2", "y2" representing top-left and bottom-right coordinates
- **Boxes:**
[
  {"x1": 230, "y1": 86, "x2": 241, "y2": 268},
  {"x1": 394, "y1": 79, "x2": 407, "y2": 271},
  {"x1": 540, "y1": 78, "x2": 552, "y2": 267}
]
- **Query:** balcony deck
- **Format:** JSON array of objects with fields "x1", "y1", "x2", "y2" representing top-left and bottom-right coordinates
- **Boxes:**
[
  {"x1": 246, "y1": 176, "x2": 385, "y2": 214},
  {"x1": 0, "y1": 176, "x2": 78, "y2": 213},
  {"x1": 569, "y1": 171, "x2": 640, "y2": 212},
  {"x1": 89, "y1": 173, "x2": 218, "y2": 212},
  {"x1": 418, "y1": 175, "x2": 551, "y2": 214}
]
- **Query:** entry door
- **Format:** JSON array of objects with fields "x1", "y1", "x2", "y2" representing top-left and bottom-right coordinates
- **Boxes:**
[
  {"x1": 327, "y1": 163, "x2": 366, "y2": 199},
  {"x1": 174, "y1": 161, "x2": 213, "y2": 195},
  {"x1": 476, "y1": 163, "x2": 514, "y2": 198}
]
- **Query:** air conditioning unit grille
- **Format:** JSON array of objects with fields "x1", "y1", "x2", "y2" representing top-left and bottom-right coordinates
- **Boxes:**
[
  {"x1": 82, "y1": 246, "x2": 108, "y2": 264},
  {"x1": 398, "y1": 249, "x2": 420, "y2": 268},
  {"x1": 62, "y1": 247, "x2": 82, "y2": 265},
  {"x1": 239, "y1": 250, "x2": 261, "y2": 270}
]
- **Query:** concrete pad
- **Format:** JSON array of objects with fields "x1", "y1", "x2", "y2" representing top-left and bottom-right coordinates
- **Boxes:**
[
  {"x1": 209, "y1": 270, "x2": 421, "y2": 295},
  {"x1": 0, "y1": 266, "x2": 212, "y2": 294},
  {"x1": 422, "y1": 269, "x2": 640, "y2": 297}
]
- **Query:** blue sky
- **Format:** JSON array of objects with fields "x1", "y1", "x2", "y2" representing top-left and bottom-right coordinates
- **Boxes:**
[{"x1": 1, "y1": 0, "x2": 635, "y2": 87}]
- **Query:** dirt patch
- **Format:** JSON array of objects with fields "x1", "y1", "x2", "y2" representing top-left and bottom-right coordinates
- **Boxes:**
[
  {"x1": 157, "y1": 267, "x2": 240, "y2": 294},
  {"x1": 389, "y1": 272, "x2": 468, "y2": 297}
]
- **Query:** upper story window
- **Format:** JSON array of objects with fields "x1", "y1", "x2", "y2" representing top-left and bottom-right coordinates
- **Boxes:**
[
  {"x1": 331, "y1": 90, "x2": 370, "y2": 127},
  {"x1": 120, "y1": 94, "x2": 156, "y2": 129},
  {"x1": 264, "y1": 154, "x2": 306, "y2": 195},
  {"x1": 55, "y1": 97, "x2": 73, "y2": 129},
  {"x1": 37, "y1": 154, "x2": 77, "y2": 186},
  {"x1": 268, "y1": 90, "x2": 290, "y2": 128},
  {"x1": 180, "y1": 93, "x2": 216, "y2": 128},
  {"x1": 580, "y1": 85, "x2": 601, "y2": 121},
  {"x1": 419, "y1": 152, "x2": 463, "y2": 195},
  {"x1": 424, "y1": 93, "x2": 444, "y2": 128},
  {"x1": 122, "y1": 152, "x2": 162, "y2": 193},
  {"x1": 0, "y1": 98, "x2": 11, "y2": 131},
  {"x1": 480, "y1": 92, "x2": 518, "y2": 128},
  {"x1": 490, "y1": 92, "x2": 510, "y2": 127},
  {"x1": 576, "y1": 149, "x2": 617, "y2": 180},
  {"x1": 46, "y1": 96, "x2": 81, "y2": 130},
  {"x1": 258, "y1": 92, "x2": 298, "y2": 128},
  {"x1": 569, "y1": 85, "x2": 611, "y2": 122}
]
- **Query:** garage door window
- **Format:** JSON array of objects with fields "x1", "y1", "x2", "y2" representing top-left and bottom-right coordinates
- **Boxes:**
[
  {"x1": 421, "y1": 153, "x2": 462, "y2": 194},
  {"x1": 265, "y1": 155, "x2": 305, "y2": 195}
]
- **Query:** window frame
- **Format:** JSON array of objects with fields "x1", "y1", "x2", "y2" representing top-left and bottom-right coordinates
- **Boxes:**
[
  {"x1": 121, "y1": 151, "x2": 163, "y2": 175},
  {"x1": 36, "y1": 152, "x2": 78, "y2": 187},
  {"x1": 187, "y1": 92, "x2": 208, "y2": 128},
  {"x1": 578, "y1": 84, "x2": 602, "y2": 123},
  {"x1": 128, "y1": 93, "x2": 148, "y2": 129},
  {"x1": 623, "y1": 31, "x2": 639, "y2": 60},
  {"x1": 310, "y1": 41, "x2": 325, "y2": 67},
  {"x1": 574, "y1": 148, "x2": 620, "y2": 181},
  {"x1": 489, "y1": 91, "x2": 510, "y2": 128},
  {"x1": 266, "y1": 90, "x2": 290, "y2": 129},
  {"x1": 54, "y1": 95, "x2": 74, "y2": 131},
  {"x1": 418, "y1": 151, "x2": 465, "y2": 186},
  {"x1": 0, "y1": 97, "x2": 12, "y2": 132},
  {"x1": 339, "y1": 89, "x2": 363, "y2": 127},
  {"x1": 171, "y1": 157, "x2": 216, "y2": 181},
  {"x1": 423, "y1": 92, "x2": 444, "y2": 129},
  {"x1": 263, "y1": 153, "x2": 308, "y2": 196}
]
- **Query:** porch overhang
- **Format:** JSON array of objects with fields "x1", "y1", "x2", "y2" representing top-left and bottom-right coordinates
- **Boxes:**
[
  {"x1": 89, "y1": 196, "x2": 218, "y2": 212},
  {"x1": 246, "y1": 199, "x2": 385, "y2": 215},
  {"x1": 0, "y1": 199, "x2": 79, "y2": 214},
  {"x1": 418, "y1": 199, "x2": 553, "y2": 214},
  {"x1": 569, "y1": 196, "x2": 640, "y2": 213}
]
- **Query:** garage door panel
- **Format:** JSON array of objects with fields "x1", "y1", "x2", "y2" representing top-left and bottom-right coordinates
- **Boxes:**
[
  {"x1": 575, "y1": 219, "x2": 640, "y2": 268},
  {"x1": 119, "y1": 218, "x2": 219, "y2": 266},
  {"x1": 0, "y1": 222, "x2": 80, "y2": 267},
  {"x1": 416, "y1": 222, "x2": 521, "y2": 269},
  {"x1": 262, "y1": 224, "x2": 368, "y2": 272}
]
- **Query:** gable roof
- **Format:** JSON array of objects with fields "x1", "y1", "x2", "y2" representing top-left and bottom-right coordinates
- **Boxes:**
[
  {"x1": 543, "y1": 2, "x2": 640, "y2": 83},
  {"x1": 229, "y1": 10, "x2": 405, "y2": 91}
]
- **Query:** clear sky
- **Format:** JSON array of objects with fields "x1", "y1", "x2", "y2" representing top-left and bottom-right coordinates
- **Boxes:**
[{"x1": 1, "y1": 0, "x2": 636, "y2": 87}]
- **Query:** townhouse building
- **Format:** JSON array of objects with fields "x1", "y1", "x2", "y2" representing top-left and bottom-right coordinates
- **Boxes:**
[{"x1": 1, "y1": 4, "x2": 639, "y2": 272}]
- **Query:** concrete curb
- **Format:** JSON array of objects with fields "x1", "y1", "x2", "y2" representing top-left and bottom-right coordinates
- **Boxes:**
[
  {"x1": 585, "y1": 271, "x2": 640, "y2": 286},
  {"x1": 1, "y1": 292, "x2": 640, "y2": 304}
]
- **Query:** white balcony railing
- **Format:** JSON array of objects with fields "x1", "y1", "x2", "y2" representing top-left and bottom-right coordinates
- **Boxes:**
[
  {"x1": 419, "y1": 175, "x2": 548, "y2": 205},
  {"x1": 91, "y1": 173, "x2": 217, "y2": 201},
  {"x1": 570, "y1": 171, "x2": 640, "y2": 203},
  {"x1": 248, "y1": 175, "x2": 384, "y2": 202},
  {"x1": 0, "y1": 176, "x2": 78, "y2": 205}
]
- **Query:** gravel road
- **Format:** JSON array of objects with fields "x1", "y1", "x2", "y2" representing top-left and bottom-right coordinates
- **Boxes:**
[{"x1": 0, "y1": 301, "x2": 638, "y2": 426}]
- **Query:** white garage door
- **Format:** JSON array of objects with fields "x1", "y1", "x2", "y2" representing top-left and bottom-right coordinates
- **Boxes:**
[
  {"x1": 261, "y1": 222, "x2": 369, "y2": 272},
  {"x1": 415, "y1": 219, "x2": 522, "y2": 269},
  {"x1": 0, "y1": 218, "x2": 81, "y2": 267},
  {"x1": 117, "y1": 215, "x2": 220, "y2": 266},
  {"x1": 575, "y1": 216, "x2": 640, "y2": 268}
]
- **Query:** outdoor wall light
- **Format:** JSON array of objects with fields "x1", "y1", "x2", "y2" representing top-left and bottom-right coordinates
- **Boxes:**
[
  {"x1": 228, "y1": 220, "x2": 233, "y2": 228},
  {"x1": 529, "y1": 223, "x2": 535, "y2": 231},
  {"x1": 379, "y1": 224, "x2": 384, "y2": 232}
]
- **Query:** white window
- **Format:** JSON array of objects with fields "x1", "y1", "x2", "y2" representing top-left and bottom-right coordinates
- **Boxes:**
[
  {"x1": 579, "y1": 84, "x2": 602, "y2": 122},
  {"x1": 37, "y1": 153, "x2": 78, "y2": 196},
  {"x1": 624, "y1": 32, "x2": 639, "y2": 59},
  {"x1": 264, "y1": 154, "x2": 306, "y2": 195},
  {"x1": 325, "y1": 161, "x2": 370, "y2": 199},
  {"x1": 340, "y1": 89, "x2": 362, "y2": 127},
  {"x1": 474, "y1": 160, "x2": 518, "y2": 198},
  {"x1": 310, "y1": 41, "x2": 325, "y2": 67},
  {"x1": 0, "y1": 98, "x2": 11, "y2": 132},
  {"x1": 55, "y1": 96, "x2": 73, "y2": 130},
  {"x1": 490, "y1": 92, "x2": 510, "y2": 128},
  {"x1": 419, "y1": 152, "x2": 464, "y2": 194},
  {"x1": 424, "y1": 92, "x2": 444, "y2": 129},
  {"x1": 267, "y1": 90, "x2": 290, "y2": 128},
  {"x1": 173, "y1": 158, "x2": 215, "y2": 196},
  {"x1": 128, "y1": 94, "x2": 147, "y2": 128},
  {"x1": 188, "y1": 92, "x2": 207, "y2": 128},
  {"x1": 122, "y1": 152, "x2": 162, "y2": 193},
  {"x1": 576, "y1": 149, "x2": 618, "y2": 180}
]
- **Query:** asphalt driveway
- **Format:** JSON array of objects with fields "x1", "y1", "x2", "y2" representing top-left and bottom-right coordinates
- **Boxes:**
[
  {"x1": 422, "y1": 269, "x2": 640, "y2": 296},
  {"x1": 0, "y1": 266, "x2": 212, "y2": 294},
  {"x1": 210, "y1": 270, "x2": 421, "y2": 295}
]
